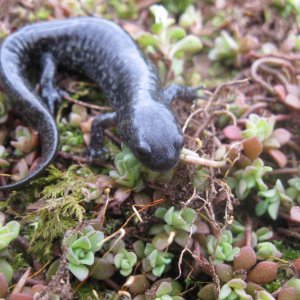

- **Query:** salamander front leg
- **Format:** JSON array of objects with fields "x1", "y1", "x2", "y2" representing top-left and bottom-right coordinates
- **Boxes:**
[
  {"x1": 87, "y1": 112, "x2": 117, "y2": 163},
  {"x1": 39, "y1": 52, "x2": 65, "y2": 115},
  {"x1": 164, "y1": 83, "x2": 204, "y2": 104}
]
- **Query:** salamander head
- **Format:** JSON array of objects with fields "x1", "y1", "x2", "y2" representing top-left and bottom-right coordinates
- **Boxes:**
[{"x1": 118, "y1": 102, "x2": 184, "y2": 171}]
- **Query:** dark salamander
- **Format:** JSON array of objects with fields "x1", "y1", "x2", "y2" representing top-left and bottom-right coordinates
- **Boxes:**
[{"x1": 0, "y1": 17, "x2": 200, "y2": 190}]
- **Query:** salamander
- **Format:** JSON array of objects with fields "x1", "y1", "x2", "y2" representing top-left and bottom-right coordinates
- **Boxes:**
[{"x1": 0, "y1": 17, "x2": 201, "y2": 190}]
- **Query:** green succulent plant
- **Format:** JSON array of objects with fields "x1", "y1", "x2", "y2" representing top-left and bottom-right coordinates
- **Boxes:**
[
  {"x1": 109, "y1": 146, "x2": 145, "y2": 192},
  {"x1": 0, "y1": 258, "x2": 13, "y2": 285},
  {"x1": 256, "y1": 291, "x2": 275, "y2": 300},
  {"x1": 141, "y1": 243, "x2": 174, "y2": 277},
  {"x1": 286, "y1": 177, "x2": 300, "y2": 204},
  {"x1": 11, "y1": 126, "x2": 39, "y2": 156},
  {"x1": 241, "y1": 114, "x2": 275, "y2": 144},
  {"x1": 136, "y1": 4, "x2": 202, "y2": 79},
  {"x1": 59, "y1": 123, "x2": 85, "y2": 153},
  {"x1": 286, "y1": 278, "x2": 300, "y2": 295},
  {"x1": 179, "y1": 4, "x2": 202, "y2": 28},
  {"x1": 109, "y1": 0, "x2": 137, "y2": 19},
  {"x1": 114, "y1": 249, "x2": 137, "y2": 276},
  {"x1": 228, "y1": 158, "x2": 272, "y2": 200},
  {"x1": 162, "y1": 0, "x2": 193, "y2": 14},
  {"x1": 152, "y1": 281, "x2": 185, "y2": 300},
  {"x1": 232, "y1": 222, "x2": 274, "y2": 249},
  {"x1": 219, "y1": 279, "x2": 252, "y2": 300},
  {"x1": 155, "y1": 206, "x2": 197, "y2": 233},
  {"x1": 150, "y1": 206, "x2": 197, "y2": 249},
  {"x1": 63, "y1": 226, "x2": 104, "y2": 281},
  {"x1": 256, "y1": 179, "x2": 292, "y2": 220},
  {"x1": 256, "y1": 227, "x2": 274, "y2": 242},
  {"x1": 256, "y1": 242, "x2": 282, "y2": 260},
  {"x1": 207, "y1": 230, "x2": 240, "y2": 264},
  {"x1": 0, "y1": 221, "x2": 20, "y2": 252},
  {"x1": 68, "y1": 104, "x2": 88, "y2": 127},
  {"x1": 208, "y1": 30, "x2": 239, "y2": 63},
  {"x1": 0, "y1": 221, "x2": 20, "y2": 284}
]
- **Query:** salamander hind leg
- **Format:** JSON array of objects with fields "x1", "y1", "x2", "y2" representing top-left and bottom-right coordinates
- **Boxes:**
[
  {"x1": 164, "y1": 83, "x2": 205, "y2": 104},
  {"x1": 39, "y1": 52, "x2": 65, "y2": 115},
  {"x1": 87, "y1": 112, "x2": 117, "y2": 163}
]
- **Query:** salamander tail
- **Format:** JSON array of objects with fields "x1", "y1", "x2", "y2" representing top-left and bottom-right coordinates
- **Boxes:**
[{"x1": 0, "y1": 38, "x2": 59, "y2": 191}]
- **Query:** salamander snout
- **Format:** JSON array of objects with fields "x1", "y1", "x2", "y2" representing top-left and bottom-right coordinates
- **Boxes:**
[
  {"x1": 135, "y1": 142, "x2": 152, "y2": 158},
  {"x1": 118, "y1": 102, "x2": 184, "y2": 171},
  {"x1": 134, "y1": 135, "x2": 184, "y2": 171},
  {"x1": 128, "y1": 104, "x2": 184, "y2": 171}
]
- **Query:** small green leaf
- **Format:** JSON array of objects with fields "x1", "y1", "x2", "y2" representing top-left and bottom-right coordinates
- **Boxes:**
[
  {"x1": 0, "y1": 259, "x2": 13, "y2": 284},
  {"x1": 71, "y1": 236, "x2": 91, "y2": 250},
  {"x1": 219, "y1": 284, "x2": 232, "y2": 299},
  {"x1": 151, "y1": 23, "x2": 164, "y2": 34},
  {"x1": 227, "y1": 279, "x2": 247, "y2": 289},
  {"x1": 153, "y1": 264, "x2": 165, "y2": 277},
  {"x1": 137, "y1": 33, "x2": 159, "y2": 47},
  {"x1": 255, "y1": 201, "x2": 268, "y2": 216},
  {"x1": 6, "y1": 221, "x2": 20, "y2": 240},
  {"x1": 114, "y1": 253, "x2": 124, "y2": 268},
  {"x1": 68, "y1": 263, "x2": 89, "y2": 281},
  {"x1": 170, "y1": 35, "x2": 202, "y2": 58},
  {"x1": 167, "y1": 26, "x2": 186, "y2": 41},
  {"x1": 120, "y1": 268, "x2": 132, "y2": 277},
  {"x1": 268, "y1": 201, "x2": 280, "y2": 220},
  {"x1": 78, "y1": 251, "x2": 94, "y2": 266},
  {"x1": 156, "y1": 282, "x2": 173, "y2": 296}
]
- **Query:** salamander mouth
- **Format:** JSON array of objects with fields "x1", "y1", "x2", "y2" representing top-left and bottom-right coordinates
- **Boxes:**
[{"x1": 141, "y1": 156, "x2": 180, "y2": 172}]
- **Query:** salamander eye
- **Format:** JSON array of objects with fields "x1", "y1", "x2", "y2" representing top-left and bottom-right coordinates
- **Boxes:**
[{"x1": 136, "y1": 143, "x2": 151, "y2": 158}]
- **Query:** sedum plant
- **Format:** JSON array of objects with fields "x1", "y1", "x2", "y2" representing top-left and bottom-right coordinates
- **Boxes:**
[
  {"x1": 232, "y1": 222, "x2": 273, "y2": 247},
  {"x1": 207, "y1": 230, "x2": 240, "y2": 264},
  {"x1": 208, "y1": 31, "x2": 239, "y2": 63},
  {"x1": 256, "y1": 227, "x2": 274, "y2": 242},
  {"x1": 286, "y1": 177, "x2": 300, "y2": 203},
  {"x1": 256, "y1": 179, "x2": 292, "y2": 220},
  {"x1": 63, "y1": 226, "x2": 104, "y2": 281},
  {"x1": 11, "y1": 126, "x2": 39, "y2": 156},
  {"x1": 256, "y1": 242, "x2": 282, "y2": 260},
  {"x1": 232, "y1": 221, "x2": 258, "y2": 247},
  {"x1": 179, "y1": 4, "x2": 202, "y2": 29},
  {"x1": 256, "y1": 291, "x2": 275, "y2": 300},
  {"x1": 162, "y1": 0, "x2": 193, "y2": 14},
  {"x1": 140, "y1": 243, "x2": 174, "y2": 277},
  {"x1": 109, "y1": 146, "x2": 144, "y2": 192},
  {"x1": 136, "y1": 5, "x2": 202, "y2": 79},
  {"x1": 219, "y1": 279, "x2": 252, "y2": 300},
  {"x1": 59, "y1": 122, "x2": 85, "y2": 153},
  {"x1": 114, "y1": 249, "x2": 137, "y2": 276},
  {"x1": 0, "y1": 221, "x2": 20, "y2": 284},
  {"x1": 0, "y1": 221, "x2": 20, "y2": 253},
  {"x1": 228, "y1": 158, "x2": 272, "y2": 200},
  {"x1": 150, "y1": 206, "x2": 197, "y2": 249},
  {"x1": 68, "y1": 104, "x2": 88, "y2": 127},
  {"x1": 150, "y1": 280, "x2": 185, "y2": 300},
  {"x1": 241, "y1": 114, "x2": 275, "y2": 144}
]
